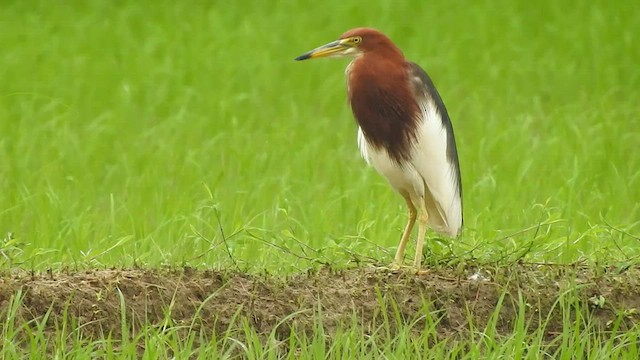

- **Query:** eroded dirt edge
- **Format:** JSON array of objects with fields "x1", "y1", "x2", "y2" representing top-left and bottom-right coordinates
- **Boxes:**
[{"x1": 1, "y1": 264, "x2": 639, "y2": 343}]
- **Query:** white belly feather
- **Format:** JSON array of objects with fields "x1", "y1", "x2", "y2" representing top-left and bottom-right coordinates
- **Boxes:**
[
  {"x1": 357, "y1": 127, "x2": 425, "y2": 199},
  {"x1": 357, "y1": 100, "x2": 462, "y2": 237}
]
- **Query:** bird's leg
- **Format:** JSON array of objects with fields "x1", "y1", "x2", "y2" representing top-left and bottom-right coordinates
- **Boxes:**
[
  {"x1": 392, "y1": 195, "x2": 417, "y2": 267},
  {"x1": 413, "y1": 199, "x2": 429, "y2": 269}
]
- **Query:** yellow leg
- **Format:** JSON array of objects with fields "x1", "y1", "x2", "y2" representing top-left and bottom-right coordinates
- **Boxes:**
[
  {"x1": 392, "y1": 195, "x2": 417, "y2": 267},
  {"x1": 413, "y1": 199, "x2": 429, "y2": 269}
]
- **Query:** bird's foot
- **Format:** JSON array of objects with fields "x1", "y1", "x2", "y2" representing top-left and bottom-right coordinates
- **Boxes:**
[
  {"x1": 413, "y1": 260, "x2": 429, "y2": 275},
  {"x1": 370, "y1": 262, "x2": 430, "y2": 276},
  {"x1": 368, "y1": 262, "x2": 400, "y2": 272}
]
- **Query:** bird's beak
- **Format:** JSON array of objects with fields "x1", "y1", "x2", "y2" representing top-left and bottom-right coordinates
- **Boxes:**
[{"x1": 294, "y1": 39, "x2": 352, "y2": 61}]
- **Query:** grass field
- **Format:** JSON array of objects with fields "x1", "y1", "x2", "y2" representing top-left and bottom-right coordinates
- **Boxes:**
[{"x1": 1, "y1": 0, "x2": 639, "y2": 358}]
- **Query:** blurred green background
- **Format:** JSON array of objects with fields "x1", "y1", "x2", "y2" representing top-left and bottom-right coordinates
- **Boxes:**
[{"x1": 1, "y1": 0, "x2": 638, "y2": 270}]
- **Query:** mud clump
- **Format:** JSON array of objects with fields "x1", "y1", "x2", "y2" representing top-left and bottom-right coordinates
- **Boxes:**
[{"x1": 0, "y1": 265, "x2": 639, "y2": 344}]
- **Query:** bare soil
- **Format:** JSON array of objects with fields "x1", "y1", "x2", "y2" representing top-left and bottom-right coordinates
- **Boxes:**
[{"x1": 1, "y1": 264, "x2": 639, "y2": 345}]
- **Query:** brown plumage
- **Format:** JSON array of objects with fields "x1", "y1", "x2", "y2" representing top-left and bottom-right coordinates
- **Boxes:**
[
  {"x1": 295, "y1": 28, "x2": 463, "y2": 270},
  {"x1": 344, "y1": 29, "x2": 420, "y2": 164}
]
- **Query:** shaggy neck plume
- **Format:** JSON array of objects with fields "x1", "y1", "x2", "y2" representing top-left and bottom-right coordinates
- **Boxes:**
[{"x1": 347, "y1": 53, "x2": 419, "y2": 164}]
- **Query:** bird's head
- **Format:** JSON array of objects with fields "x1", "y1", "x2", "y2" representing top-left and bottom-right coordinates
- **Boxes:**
[{"x1": 295, "y1": 27, "x2": 403, "y2": 61}]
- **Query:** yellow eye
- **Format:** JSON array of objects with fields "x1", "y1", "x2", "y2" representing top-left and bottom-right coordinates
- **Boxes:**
[{"x1": 352, "y1": 36, "x2": 362, "y2": 44}]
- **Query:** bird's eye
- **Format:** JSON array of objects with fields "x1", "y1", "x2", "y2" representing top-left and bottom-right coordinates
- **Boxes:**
[{"x1": 353, "y1": 36, "x2": 362, "y2": 44}]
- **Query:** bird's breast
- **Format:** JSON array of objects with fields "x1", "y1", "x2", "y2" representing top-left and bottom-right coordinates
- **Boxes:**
[{"x1": 346, "y1": 60, "x2": 420, "y2": 165}]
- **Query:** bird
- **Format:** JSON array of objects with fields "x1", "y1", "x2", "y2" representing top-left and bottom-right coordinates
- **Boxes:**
[{"x1": 295, "y1": 28, "x2": 462, "y2": 270}]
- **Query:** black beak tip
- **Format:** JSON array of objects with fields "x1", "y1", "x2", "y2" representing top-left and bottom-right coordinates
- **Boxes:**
[{"x1": 294, "y1": 53, "x2": 310, "y2": 61}]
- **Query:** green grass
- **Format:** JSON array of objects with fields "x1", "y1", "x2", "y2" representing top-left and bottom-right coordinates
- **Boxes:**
[
  {"x1": 1, "y1": 0, "x2": 640, "y2": 357},
  {"x1": 1, "y1": 0, "x2": 639, "y2": 269},
  {"x1": 3, "y1": 286, "x2": 640, "y2": 359}
]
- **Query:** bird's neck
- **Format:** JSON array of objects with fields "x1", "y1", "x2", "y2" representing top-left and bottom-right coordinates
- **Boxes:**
[
  {"x1": 351, "y1": 52, "x2": 403, "y2": 76},
  {"x1": 347, "y1": 55, "x2": 404, "y2": 96},
  {"x1": 346, "y1": 55, "x2": 420, "y2": 163}
]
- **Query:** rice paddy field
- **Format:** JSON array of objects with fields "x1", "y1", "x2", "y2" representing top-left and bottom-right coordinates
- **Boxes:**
[{"x1": 1, "y1": 0, "x2": 639, "y2": 358}]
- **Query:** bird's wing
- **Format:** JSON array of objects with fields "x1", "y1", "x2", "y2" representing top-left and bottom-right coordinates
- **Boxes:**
[{"x1": 407, "y1": 62, "x2": 463, "y2": 237}]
